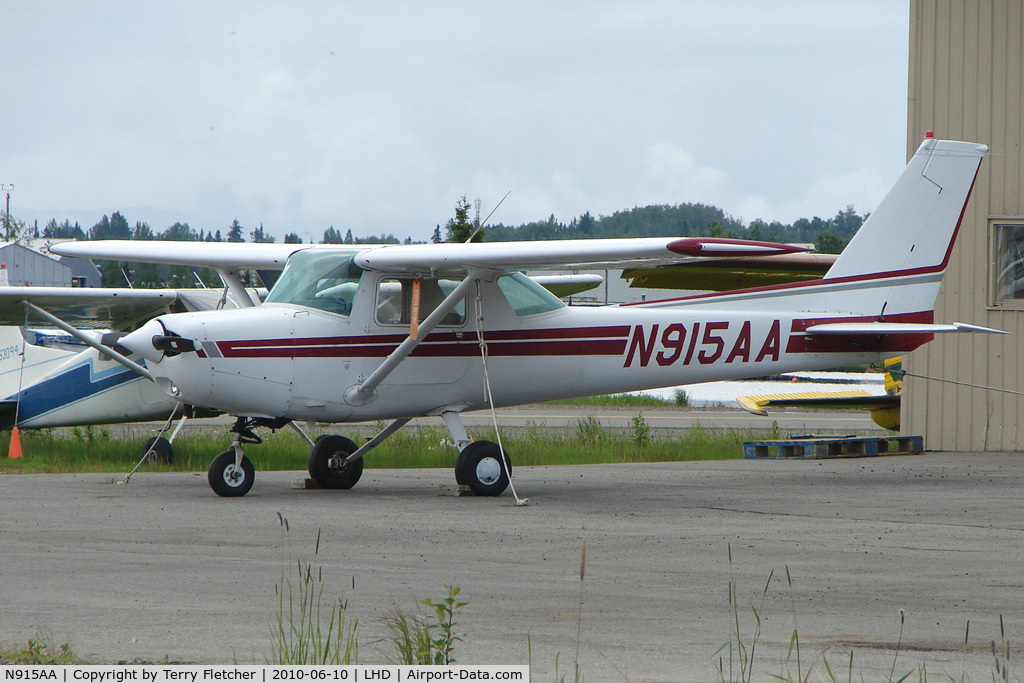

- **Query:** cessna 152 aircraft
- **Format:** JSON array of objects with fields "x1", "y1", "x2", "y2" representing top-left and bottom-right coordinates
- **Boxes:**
[
  {"x1": 0, "y1": 276, "x2": 597, "y2": 453},
  {"x1": 44, "y1": 137, "x2": 997, "y2": 498}
]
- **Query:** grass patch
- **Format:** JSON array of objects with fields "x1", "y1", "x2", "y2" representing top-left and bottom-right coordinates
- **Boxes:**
[
  {"x1": 544, "y1": 392, "x2": 674, "y2": 407},
  {"x1": 0, "y1": 633, "x2": 85, "y2": 664},
  {"x1": 0, "y1": 417, "x2": 759, "y2": 475}
]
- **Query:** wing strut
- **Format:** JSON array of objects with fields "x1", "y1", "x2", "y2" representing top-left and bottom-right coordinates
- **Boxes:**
[
  {"x1": 20, "y1": 300, "x2": 155, "y2": 382},
  {"x1": 344, "y1": 275, "x2": 480, "y2": 405},
  {"x1": 341, "y1": 417, "x2": 413, "y2": 465},
  {"x1": 215, "y1": 268, "x2": 259, "y2": 308}
]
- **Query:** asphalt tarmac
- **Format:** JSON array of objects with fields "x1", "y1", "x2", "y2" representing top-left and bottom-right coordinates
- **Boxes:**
[
  {"x1": 2, "y1": 451, "x2": 1023, "y2": 681},
  {"x1": 117, "y1": 404, "x2": 886, "y2": 438}
]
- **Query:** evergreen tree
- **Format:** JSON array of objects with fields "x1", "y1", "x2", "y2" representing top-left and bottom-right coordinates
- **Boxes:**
[
  {"x1": 251, "y1": 223, "x2": 275, "y2": 243},
  {"x1": 322, "y1": 226, "x2": 343, "y2": 243},
  {"x1": 227, "y1": 219, "x2": 245, "y2": 243},
  {"x1": 109, "y1": 211, "x2": 131, "y2": 239},
  {"x1": 445, "y1": 196, "x2": 480, "y2": 243},
  {"x1": 43, "y1": 219, "x2": 85, "y2": 240},
  {"x1": 343, "y1": 228, "x2": 354, "y2": 244},
  {"x1": 284, "y1": 232, "x2": 302, "y2": 244},
  {"x1": 815, "y1": 232, "x2": 846, "y2": 254},
  {"x1": 431, "y1": 225, "x2": 442, "y2": 243},
  {"x1": 160, "y1": 222, "x2": 197, "y2": 241},
  {"x1": 88, "y1": 212, "x2": 131, "y2": 240},
  {"x1": 133, "y1": 221, "x2": 155, "y2": 240}
]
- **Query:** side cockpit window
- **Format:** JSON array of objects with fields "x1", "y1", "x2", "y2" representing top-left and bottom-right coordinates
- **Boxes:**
[
  {"x1": 376, "y1": 277, "x2": 466, "y2": 326},
  {"x1": 264, "y1": 250, "x2": 363, "y2": 316}
]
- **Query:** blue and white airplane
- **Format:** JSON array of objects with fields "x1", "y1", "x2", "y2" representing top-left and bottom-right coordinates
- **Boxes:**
[{"x1": 0, "y1": 286, "x2": 264, "y2": 460}]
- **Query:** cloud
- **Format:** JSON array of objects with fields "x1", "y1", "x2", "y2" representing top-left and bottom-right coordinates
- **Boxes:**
[
  {"x1": 4, "y1": 1, "x2": 909, "y2": 241},
  {"x1": 639, "y1": 142, "x2": 727, "y2": 206},
  {"x1": 732, "y1": 166, "x2": 892, "y2": 225}
]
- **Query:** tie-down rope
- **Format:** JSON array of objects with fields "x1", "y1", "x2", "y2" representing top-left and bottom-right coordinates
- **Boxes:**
[{"x1": 475, "y1": 280, "x2": 528, "y2": 506}]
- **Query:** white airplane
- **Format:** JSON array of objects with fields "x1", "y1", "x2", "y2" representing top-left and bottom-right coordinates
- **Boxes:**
[
  {"x1": 0, "y1": 276, "x2": 593, "y2": 440},
  {"x1": 46, "y1": 137, "x2": 998, "y2": 498}
]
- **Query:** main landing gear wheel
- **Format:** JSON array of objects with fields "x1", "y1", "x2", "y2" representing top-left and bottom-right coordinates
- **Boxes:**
[
  {"x1": 143, "y1": 436, "x2": 173, "y2": 464},
  {"x1": 208, "y1": 449, "x2": 255, "y2": 497},
  {"x1": 455, "y1": 440, "x2": 510, "y2": 497},
  {"x1": 308, "y1": 435, "x2": 364, "y2": 489}
]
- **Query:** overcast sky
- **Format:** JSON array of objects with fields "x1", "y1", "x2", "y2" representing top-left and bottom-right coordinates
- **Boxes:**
[{"x1": 3, "y1": 1, "x2": 910, "y2": 243}]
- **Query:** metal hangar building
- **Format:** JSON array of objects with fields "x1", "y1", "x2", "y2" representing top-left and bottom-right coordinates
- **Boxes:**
[{"x1": 904, "y1": 0, "x2": 1024, "y2": 451}]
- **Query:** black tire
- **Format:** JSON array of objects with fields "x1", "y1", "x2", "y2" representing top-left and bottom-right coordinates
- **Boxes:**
[
  {"x1": 308, "y1": 435, "x2": 363, "y2": 489},
  {"x1": 454, "y1": 440, "x2": 510, "y2": 496},
  {"x1": 208, "y1": 449, "x2": 255, "y2": 497},
  {"x1": 143, "y1": 436, "x2": 173, "y2": 464}
]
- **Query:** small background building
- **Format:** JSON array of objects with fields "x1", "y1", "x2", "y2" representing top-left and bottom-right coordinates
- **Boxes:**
[
  {"x1": 904, "y1": 0, "x2": 1024, "y2": 451},
  {"x1": 0, "y1": 242, "x2": 71, "y2": 286}
]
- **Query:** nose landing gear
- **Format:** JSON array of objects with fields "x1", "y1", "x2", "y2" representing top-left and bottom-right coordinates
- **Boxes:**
[{"x1": 206, "y1": 416, "x2": 289, "y2": 497}]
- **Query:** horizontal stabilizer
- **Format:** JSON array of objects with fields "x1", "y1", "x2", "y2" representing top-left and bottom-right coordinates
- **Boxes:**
[{"x1": 805, "y1": 322, "x2": 1007, "y2": 335}]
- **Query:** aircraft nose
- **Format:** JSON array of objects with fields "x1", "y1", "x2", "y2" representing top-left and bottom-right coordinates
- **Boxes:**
[{"x1": 119, "y1": 318, "x2": 179, "y2": 363}]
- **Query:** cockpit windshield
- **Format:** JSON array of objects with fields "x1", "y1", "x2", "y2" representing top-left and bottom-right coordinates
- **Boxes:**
[{"x1": 264, "y1": 249, "x2": 364, "y2": 316}]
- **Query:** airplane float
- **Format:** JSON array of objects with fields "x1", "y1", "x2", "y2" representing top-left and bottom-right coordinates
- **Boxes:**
[{"x1": 37, "y1": 137, "x2": 997, "y2": 499}]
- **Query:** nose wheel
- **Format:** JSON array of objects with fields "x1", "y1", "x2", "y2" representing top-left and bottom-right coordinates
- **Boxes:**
[
  {"x1": 204, "y1": 416, "x2": 288, "y2": 497},
  {"x1": 208, "y1": 448, "x2": 255, "y2": 497}
]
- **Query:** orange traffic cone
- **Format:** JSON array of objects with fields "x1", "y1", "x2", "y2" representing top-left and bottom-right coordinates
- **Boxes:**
[{"x1": 8, "y1": 426, "x2": 22, "y2": 459}]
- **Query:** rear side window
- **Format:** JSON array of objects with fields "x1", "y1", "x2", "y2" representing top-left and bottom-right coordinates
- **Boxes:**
[{"x1": 497, "y1": 272, "x2": 565, "y2": 316}]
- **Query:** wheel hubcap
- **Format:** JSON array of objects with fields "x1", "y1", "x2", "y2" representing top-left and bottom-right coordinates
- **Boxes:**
[
  {"x1": 223, "y1": 464, "x2": 245, "y2": 487},
  {"x1": 328, "y1": 454, "x2": 350, "y2": 473},
  {"x1": 476, "y1": 456, "x2": 502, "y2": 485}
]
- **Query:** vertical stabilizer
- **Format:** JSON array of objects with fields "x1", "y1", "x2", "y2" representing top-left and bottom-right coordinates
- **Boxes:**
[{"x1": 825, "y1": 138, "x2": 987, "y2": 282}]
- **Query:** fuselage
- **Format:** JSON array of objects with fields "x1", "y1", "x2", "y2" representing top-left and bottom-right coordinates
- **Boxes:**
[{"x1": 122, "y1": 266, "x2": 922, "y2": 424}]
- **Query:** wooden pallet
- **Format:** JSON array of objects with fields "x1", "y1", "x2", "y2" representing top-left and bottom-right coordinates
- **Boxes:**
[{"x1": 743, "y1": 435, "x2": 924, "y2": 460}]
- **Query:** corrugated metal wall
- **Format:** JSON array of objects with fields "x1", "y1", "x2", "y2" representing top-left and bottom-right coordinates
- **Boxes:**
[
  {"x1": 0, "y1": 243, "x2": 70, "y2": 287},
  {"x1": 905, "y1": 0, "x2": 1024, "y2": 451}
]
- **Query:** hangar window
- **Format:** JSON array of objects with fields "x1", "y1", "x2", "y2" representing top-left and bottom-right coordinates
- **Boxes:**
[{"x1": 992, "y1": 222, "x2": 1024, "y2": 305}]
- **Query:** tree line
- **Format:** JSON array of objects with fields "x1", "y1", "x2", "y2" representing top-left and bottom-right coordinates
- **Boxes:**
[
  {"x1": 483, "y1": 203, "x2": 863, "y2": 254},
  {"x1": 34, "y1": 212, "x2": 410, "y2": 287},
  {"x1": 22, "y1": 198, "x2": 865, "y2": 287}
]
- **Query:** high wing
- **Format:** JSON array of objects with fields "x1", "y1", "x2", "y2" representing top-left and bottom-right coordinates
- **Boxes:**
[
  {"x1": 353, "y1": 237, "x2": 807, "y2": 273},
  {"x1": 0, "y1": 286, "x2": 266, "y2": 330},
  {"x1": 0, "y1": 287, "x2": 177, "y2": 329},
  {"x1": 50, "y1": 237, "x2": 807, "y2": 276},
  {"x1": 50, "y1": 240, "x2": 300, "y2": 269}
]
